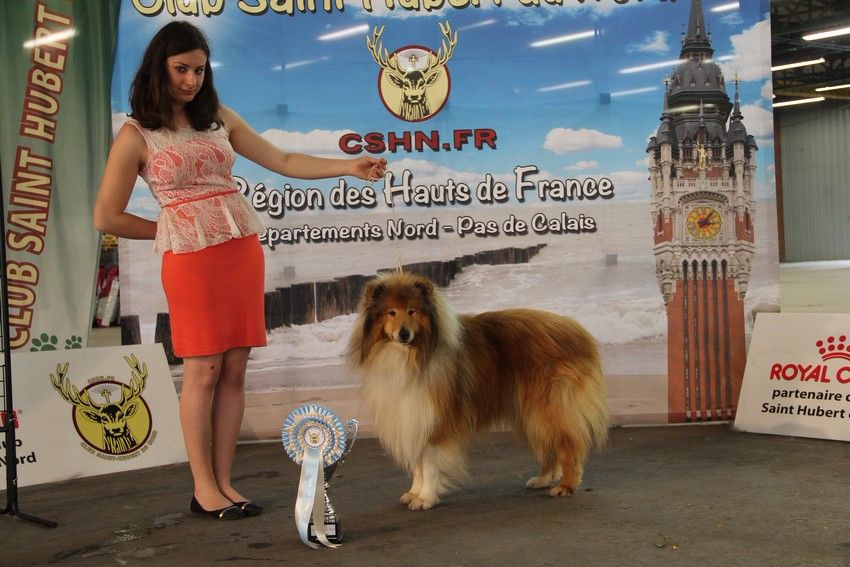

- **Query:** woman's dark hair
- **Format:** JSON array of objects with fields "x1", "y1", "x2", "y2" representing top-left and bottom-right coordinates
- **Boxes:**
[{"x1": 129, "y1": 21, "x2": 222, "y2": 131}]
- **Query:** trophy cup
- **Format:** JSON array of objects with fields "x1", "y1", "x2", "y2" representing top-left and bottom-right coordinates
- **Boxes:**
[
  {"x1": 282, "y1": 404, "x2": 358, "y2": 549},
  {"x1": 308, "y1": 418, "x2": 358, "y2": 545}
]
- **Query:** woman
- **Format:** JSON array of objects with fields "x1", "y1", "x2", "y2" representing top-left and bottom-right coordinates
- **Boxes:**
[{"x1": 94, "y1": 21, "x2": 386, "y2": 520}]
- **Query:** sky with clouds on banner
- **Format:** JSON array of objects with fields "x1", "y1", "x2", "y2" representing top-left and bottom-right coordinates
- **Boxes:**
[{"x1": 113, "y1": 0, "x2": 773, "y2": 215}]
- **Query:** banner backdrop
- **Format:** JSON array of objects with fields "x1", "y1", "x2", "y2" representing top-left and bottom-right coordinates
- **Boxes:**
[
  {"x1": 0, "y1": 0, "x2": 120, "y2": 352},
  {"x1": 115, "y1": 0, "x2": 778, "y2": 430}
]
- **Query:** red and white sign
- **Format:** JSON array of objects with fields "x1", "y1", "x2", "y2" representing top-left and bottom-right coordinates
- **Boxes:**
[{"x1": 735, "y1": 313, "x2": 850, "y2": 442}]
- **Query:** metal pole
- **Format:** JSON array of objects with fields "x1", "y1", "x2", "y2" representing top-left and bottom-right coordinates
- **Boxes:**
[{"x1": 0, "y1": 159, "x2": 57, "y2": 528}]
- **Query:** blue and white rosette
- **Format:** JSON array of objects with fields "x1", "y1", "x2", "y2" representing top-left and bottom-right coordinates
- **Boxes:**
[{"x1": 282, "y1": 404, "x2": 347, "y2": 549}]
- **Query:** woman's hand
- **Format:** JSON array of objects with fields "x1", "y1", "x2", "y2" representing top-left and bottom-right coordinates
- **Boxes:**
[{"x1": 350, "y1": 156, "x2": 388, "y2": 181}]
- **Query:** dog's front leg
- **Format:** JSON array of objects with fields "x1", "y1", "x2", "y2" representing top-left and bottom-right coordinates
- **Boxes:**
[
  {"x1": 405, "y1": 445, "x2": 445, "y2": 510},
  {"x1": 400, "y1": 462, "x2": 423, "y2": 505}
]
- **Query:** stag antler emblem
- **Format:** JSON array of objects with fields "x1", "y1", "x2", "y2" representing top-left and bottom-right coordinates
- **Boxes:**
[
  {"x1": 50, "y1": 355, "x2": 150, "y2": 455},
  {"x1": 367, "y1": 22, "x2": 457, "y2": 122}
]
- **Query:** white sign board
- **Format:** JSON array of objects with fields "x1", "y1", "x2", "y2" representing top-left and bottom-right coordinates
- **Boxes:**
[
  {"x1": 735, "y1": 313, "x2": 850, "y2": 442},
  {"x1": 3, "y1": 345, "x2": 187, "y2": 488}
]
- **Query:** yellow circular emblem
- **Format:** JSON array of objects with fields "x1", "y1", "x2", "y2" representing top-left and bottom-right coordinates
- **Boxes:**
[{"x1": 72, "y1": 380, "x2": 152, "y2": 456}]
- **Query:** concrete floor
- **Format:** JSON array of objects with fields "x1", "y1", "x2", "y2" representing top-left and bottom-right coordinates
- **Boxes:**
[
  {"x1": 6, "y1": 261, "x2": 849, "y2": 565},
  {"x1": 5, "y1": 424, "x2": 850, "y2": 566},
  {"x1": 779, "y1": 260, "x2": 850, "y2": 313}
]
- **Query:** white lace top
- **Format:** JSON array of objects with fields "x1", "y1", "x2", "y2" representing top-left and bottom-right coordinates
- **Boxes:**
[{"x1": 127, "y1": 118, "x2": 265, "y2": 254}]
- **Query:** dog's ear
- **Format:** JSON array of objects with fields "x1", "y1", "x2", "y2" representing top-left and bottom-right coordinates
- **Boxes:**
[
  {"x1": 412, "y1": 278, "x2": 434, "y2": 302},
  {"x1": 367, "y1": 281, "x2": 386, "y2": 302},
  {"x1": 361, "y1": 279, "x2": 386, "y2": 310}
]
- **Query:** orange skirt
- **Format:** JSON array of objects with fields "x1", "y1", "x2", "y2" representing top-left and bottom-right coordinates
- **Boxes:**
[{"x1": 161, "y1": 235, "x2": 266, "y2": 358}]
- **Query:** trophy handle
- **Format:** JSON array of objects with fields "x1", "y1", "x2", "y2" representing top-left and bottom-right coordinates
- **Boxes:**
[{"x1": 344, "y1": 419, "x2": 359, "y2": 455}]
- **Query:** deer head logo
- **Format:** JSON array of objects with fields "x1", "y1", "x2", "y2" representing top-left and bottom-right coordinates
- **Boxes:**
[
  {"x1": 50, "y1": 354, "x2": 152, "y2": 456},
  {"x1": 367, "y1": 22, "x2": 457, "y2": 122}
]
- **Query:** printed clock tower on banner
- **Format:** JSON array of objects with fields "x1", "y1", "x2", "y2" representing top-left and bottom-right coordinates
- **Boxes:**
[{"x1": 647, "y1": 0, "x2": 757, "y2": 422}]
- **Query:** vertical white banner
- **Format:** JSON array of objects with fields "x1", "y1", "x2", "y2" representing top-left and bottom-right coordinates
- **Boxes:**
[{"x1": 0, "y1": 0, "x2": 119, "y2": 352}]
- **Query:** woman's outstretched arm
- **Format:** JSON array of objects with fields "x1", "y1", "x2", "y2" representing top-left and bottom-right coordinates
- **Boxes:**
[{"x1": 220, "y1": 106, "x2": 386, "y2": 182}]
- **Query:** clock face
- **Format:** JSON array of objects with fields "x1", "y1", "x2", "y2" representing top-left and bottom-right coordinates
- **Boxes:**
[{"x1": 686, "y1": 205, "x2": 722, "y2": 240}]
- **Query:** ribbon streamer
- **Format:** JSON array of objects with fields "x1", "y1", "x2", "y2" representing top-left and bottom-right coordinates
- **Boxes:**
[{"x1": 294, "y1": 445, "x2": 338, "y2": 548}]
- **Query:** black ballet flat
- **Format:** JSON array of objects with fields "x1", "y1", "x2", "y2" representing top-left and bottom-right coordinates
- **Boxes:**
[
  {"x1": 190, "y1": 496, "x2": 245, "y2": 520},
  {"x1": 231, "y1": 500, "x2": 263, "y2": 516}
]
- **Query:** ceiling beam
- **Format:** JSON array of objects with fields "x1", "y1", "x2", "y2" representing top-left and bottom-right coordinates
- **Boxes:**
[{"x1": 771, "y1": 0, "x2": 850, "y2": 102}]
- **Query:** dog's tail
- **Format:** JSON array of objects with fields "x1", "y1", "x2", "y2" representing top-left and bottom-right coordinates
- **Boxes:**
[
  {"x1": 573, "y1": 361, "x2": 609, "y2": 453},
  {"x1": 540, "y1": 355, "x2": 609, "y2": 458}
]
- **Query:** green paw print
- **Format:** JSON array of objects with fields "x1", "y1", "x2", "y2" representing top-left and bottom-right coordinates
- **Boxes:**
[
  {"x1": 30, "y1": 333, "x2": 59, "y2": 351},
  {"x1": 65, "y1": 335, "x2": 83, "y2": 349}
]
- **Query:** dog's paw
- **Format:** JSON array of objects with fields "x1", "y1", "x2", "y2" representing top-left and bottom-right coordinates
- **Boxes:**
[
  {"x1": 548, "y1": 484, "x2": 576, "y2": 498},
  {"x1": 399, "y1": 491, "x2": 417, "y2": 505},
  {"x1": 525, "y1": 476, "x2": 554, "y2": 490},
  {"x1": 407, "y1": 495, "x2": 439, "y2": 510}
]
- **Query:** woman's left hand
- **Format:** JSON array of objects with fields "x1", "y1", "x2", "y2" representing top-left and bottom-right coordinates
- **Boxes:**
[{"x1": 350, "y1": 157, "x2": 388, "y2": 182}]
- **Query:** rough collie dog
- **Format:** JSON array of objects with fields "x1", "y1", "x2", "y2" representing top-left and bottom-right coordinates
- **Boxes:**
[{"x1": 347, "y1": 271, "x2": 608, "y2": 510}]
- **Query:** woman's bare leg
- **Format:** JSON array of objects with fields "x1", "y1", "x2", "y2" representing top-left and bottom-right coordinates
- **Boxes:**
[
  {"x1": 212, "y1": 347, "x2": 251, "y2": 503},
  {"x1": 180, "y1": 354, "x2": 234, "y2": 510}
]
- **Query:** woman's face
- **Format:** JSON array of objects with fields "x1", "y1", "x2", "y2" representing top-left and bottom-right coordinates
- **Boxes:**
[{"x1": 165, "y1": 49, "x2": 207, "y2": 105}]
